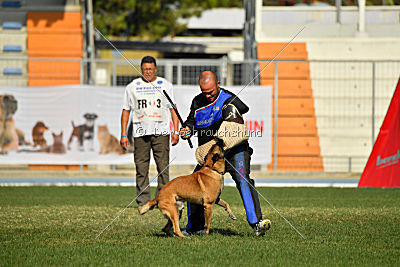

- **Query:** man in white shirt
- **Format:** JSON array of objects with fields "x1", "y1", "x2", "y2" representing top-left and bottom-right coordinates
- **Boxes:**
[{"x1": 120, "y1": 56, "x2": 179, "y2": 208}]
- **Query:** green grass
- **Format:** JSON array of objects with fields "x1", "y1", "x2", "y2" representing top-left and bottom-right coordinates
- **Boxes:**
[{"x1": 0, "y1": 186, "x2": 399, "y2": 266}]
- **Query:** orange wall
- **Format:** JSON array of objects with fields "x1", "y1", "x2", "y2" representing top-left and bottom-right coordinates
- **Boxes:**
[
  {"x1": 258, "y1": 42, "x2": 323, "y2": 171},
  {"x1": 27, "y1": 12, "x2": 83, "y2": 86}
]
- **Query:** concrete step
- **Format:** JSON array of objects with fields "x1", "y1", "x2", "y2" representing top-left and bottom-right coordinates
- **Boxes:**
[
  {"x1": 311, "y1": 79, "x2": 397, "y2": 98},
  {"x1": 0, "y1": 32, "x2": 27, "y2": 51},
  {"x1": 316, "y1": 115, "x2": 378, "y2": 128},
  {"x1": 319, "y1": 136, "x2": 372, "y2": 156},
  {"x1": 307, "y1": 39, "x2": 400, "y2": 60},
  {"x1": 0, "y1": 78, "x2": 28, "y2": 86},
  {"x1": 323, "y1": 156, "x2": 367, "y2": 173},
  {"x1": 314, "y1": 97, "x2": 391, "y2": 117}
]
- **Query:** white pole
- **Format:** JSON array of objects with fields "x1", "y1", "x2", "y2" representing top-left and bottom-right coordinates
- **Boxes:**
[
  {"x1": 358, "y1": 0, "x2": 366, "y2": 33},
  {"x1": 87, "y1": 0, "x2": 96, "y2": 84},
  {"x1": 255, "y1": 0, "x2": 262, "y2": 42}
]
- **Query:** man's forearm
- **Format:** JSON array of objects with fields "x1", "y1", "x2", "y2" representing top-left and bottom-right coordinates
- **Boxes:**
[
  {"x1": 170, "y1": 106, "x2": 179, "y2": 132},
  {"x1": 120, "y1": 109, "x2": 131, "y2": 136}
]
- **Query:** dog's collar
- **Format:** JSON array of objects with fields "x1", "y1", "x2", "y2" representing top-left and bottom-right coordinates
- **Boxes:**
[{"x1": 204, "y1": 165, "x2": 225, "y2": 175}]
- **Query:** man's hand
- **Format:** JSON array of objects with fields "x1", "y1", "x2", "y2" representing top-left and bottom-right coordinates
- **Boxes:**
[
  {"x1": 120, "y1": 136, "x2": 129, "y2": 150},
  {"x1": 171, "y1": 133, "x2": 179, "y2": 146},
  {"x1": 179, "y1": 126, "x2": 191, "y2": 140}
]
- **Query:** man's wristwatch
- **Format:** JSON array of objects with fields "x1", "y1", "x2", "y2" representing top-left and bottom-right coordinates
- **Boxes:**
[{"x1": 173, "y1": 131, "x2": 179, "y2": 135}]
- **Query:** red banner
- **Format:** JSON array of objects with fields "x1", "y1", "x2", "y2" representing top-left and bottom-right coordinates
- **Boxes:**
[{"x1": 358, "y1": 77, "x2": 400, "y2": 187}]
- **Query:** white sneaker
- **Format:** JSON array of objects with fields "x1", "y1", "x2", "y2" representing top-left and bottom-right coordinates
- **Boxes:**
[
  {"x1": 254, "y1": 219, "x2": 271, "y2": 237},
  {"x1": 181, "y1": 228, "x2": 206, "y2": 236}
]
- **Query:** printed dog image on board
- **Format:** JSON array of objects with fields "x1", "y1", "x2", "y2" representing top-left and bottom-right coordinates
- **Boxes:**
[
  {"x1": 16, "y1": 128, "x2": 31, "y2": 147},
  {"x1": 138, "y1": 140, "x2": 236, "y2": 237},
  {"x1": 32, "y1": 121, "x2": 49, "y2": 148},
  {"x1": 97, "y1": 125, "x2": 124, "y2": 155},
  {"x1": 0, "y1": 94, "x2": 20, "y2": 154},
  {"x1": 19, "y1": 132, "x2": 66, "y2": 154},
  {"x1": 68, "y1": 113, "x2": 98, "y2": 151}
]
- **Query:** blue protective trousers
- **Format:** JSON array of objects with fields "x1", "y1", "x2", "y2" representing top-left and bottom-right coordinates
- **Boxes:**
[{"x1": 186, "y1": 143, "x2": 263, "y2": 231}]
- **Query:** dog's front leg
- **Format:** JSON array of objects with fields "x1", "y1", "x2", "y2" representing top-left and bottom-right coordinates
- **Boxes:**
[
  {"x1": 79, "y1": 131, "x2": 84, "y2": 151},
  {"x1": 216, "y1": 198, "x2": 237, "y2": 220},
  {"x1": 89, "y1": 139, "x2": 94, "y2": 151},
  {"x1": 204, "y1": 203, "x2": 214, "y2": 235}
]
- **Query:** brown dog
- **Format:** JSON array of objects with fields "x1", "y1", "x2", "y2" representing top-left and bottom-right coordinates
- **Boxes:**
[
  {"x1": 19, "y1": 132, "x2": 66, "y2": 154},
  {"x1": 138, "y1": 140, "x2": 236, "y2": 237},
  {"x1": 0, "y1": 94, "x2": 19, "y2": 154},
  {"x1": 32, "y1": 121, "x2": 49, "y2": 148}
]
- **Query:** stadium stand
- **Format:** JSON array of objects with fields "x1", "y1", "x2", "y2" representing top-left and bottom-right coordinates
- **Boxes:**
[
  {"x1": 3, "y1": 67, "x2": 22, "y2": 75},
  {"x1": 3, "y1": 45, "x2": 23, "y2": 52},
  {"x1": 1, "y1": 1, "x2": 21, "y2": 8},
  {"x1": 27, "y1": 11, "x2": 83, "y2": 86},
  {"x1": 256, "y1": 3, "x2": 400, "y2": 172},
  {"x1": 2, "y1": 22, "x2": 22, "y2": 29},
  {"x1": 257, "y1": 40, "x2": 400, "y2": 172},
  {"x1": 258, "y1": 42, "x2": 323, "y2": 171},
  {"x1": 307, "y1": 40, "x2": 400, "y2": 172},
  {"x1": 0, "y1": 1, "x2": 27, "y2": 86},
  {"x1": 0, "y1": 0, "x2": 83, "y2": 86}
]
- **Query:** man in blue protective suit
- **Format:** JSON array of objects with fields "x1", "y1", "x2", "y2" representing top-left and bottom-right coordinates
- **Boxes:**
[{"x1": 179, "y1": 70, "x2": 271, "y2": 236}]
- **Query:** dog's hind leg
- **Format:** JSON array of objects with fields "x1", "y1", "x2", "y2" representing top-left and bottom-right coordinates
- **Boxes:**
[
  {"x1": 165, "y1": 210, "x2": 184, "y2": 238},
  {"x1": 216, "y1": 198, "x2": 237, "y2": 220},
  {"x1": 159, "y1": 200, "x2": 185, "y2": 238},
  {"x1": 67, "y1": 122, "x2": 75, "y2": 150},
  {"x1": 170, "y1": 211, "x2": 185, "y2": 237},
  {"x1": 204, "y1": 203, "x2": 214, "y2": 235}
]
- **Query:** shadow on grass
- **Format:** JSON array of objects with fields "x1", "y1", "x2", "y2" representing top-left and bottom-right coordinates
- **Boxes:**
[
  {"x1": 152, "y1": 227, "x2": 242, "y2": 238},
  {"x1": 210, "y1": 228, "x2": 242, "y2": 236}
]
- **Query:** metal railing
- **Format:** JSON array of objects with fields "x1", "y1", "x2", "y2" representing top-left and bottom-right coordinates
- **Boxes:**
[{"x1": 1, "y1": 57, "x2": 399, "y2": 172}]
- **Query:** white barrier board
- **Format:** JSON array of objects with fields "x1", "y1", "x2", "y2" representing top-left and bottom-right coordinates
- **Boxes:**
[{"x1": 0, "y1": 85, "x2": 271, "y2": 165}]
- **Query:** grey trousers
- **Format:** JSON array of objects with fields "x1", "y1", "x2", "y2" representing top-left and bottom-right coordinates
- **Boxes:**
[{"x1": 133, "y1": 134, "x2": 170, "y2": 206}]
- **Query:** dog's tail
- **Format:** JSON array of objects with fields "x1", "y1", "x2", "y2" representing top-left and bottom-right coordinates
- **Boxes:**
[
  {"x1": 138, "y1": 199, "x2": 157, "y2": 215},
  {"x1": 71, "y1": 121, "x2": 75, "y2": 127}
]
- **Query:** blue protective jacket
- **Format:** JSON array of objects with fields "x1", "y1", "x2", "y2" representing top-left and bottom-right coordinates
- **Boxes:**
[{"x1": 184, "y1": 88, "x2": 249, "y2": 146}]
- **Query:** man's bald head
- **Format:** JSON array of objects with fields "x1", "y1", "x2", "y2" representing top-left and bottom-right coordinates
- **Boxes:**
[
  {"x1": 199, "y1": 71, "x2": 220, "y2": 103},
  {"x1": 199, "y1": 71, "x2": 218, "y2": 86}
]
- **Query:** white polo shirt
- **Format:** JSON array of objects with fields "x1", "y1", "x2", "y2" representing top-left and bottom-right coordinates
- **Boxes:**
[{"x1": 123, "y1": 76, "x2": 174, "y2": 138}]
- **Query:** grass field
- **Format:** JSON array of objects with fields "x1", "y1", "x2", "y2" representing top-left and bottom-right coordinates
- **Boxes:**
[{"x1": 0, "y1": 186, "x2": 399, "y2": 266}]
